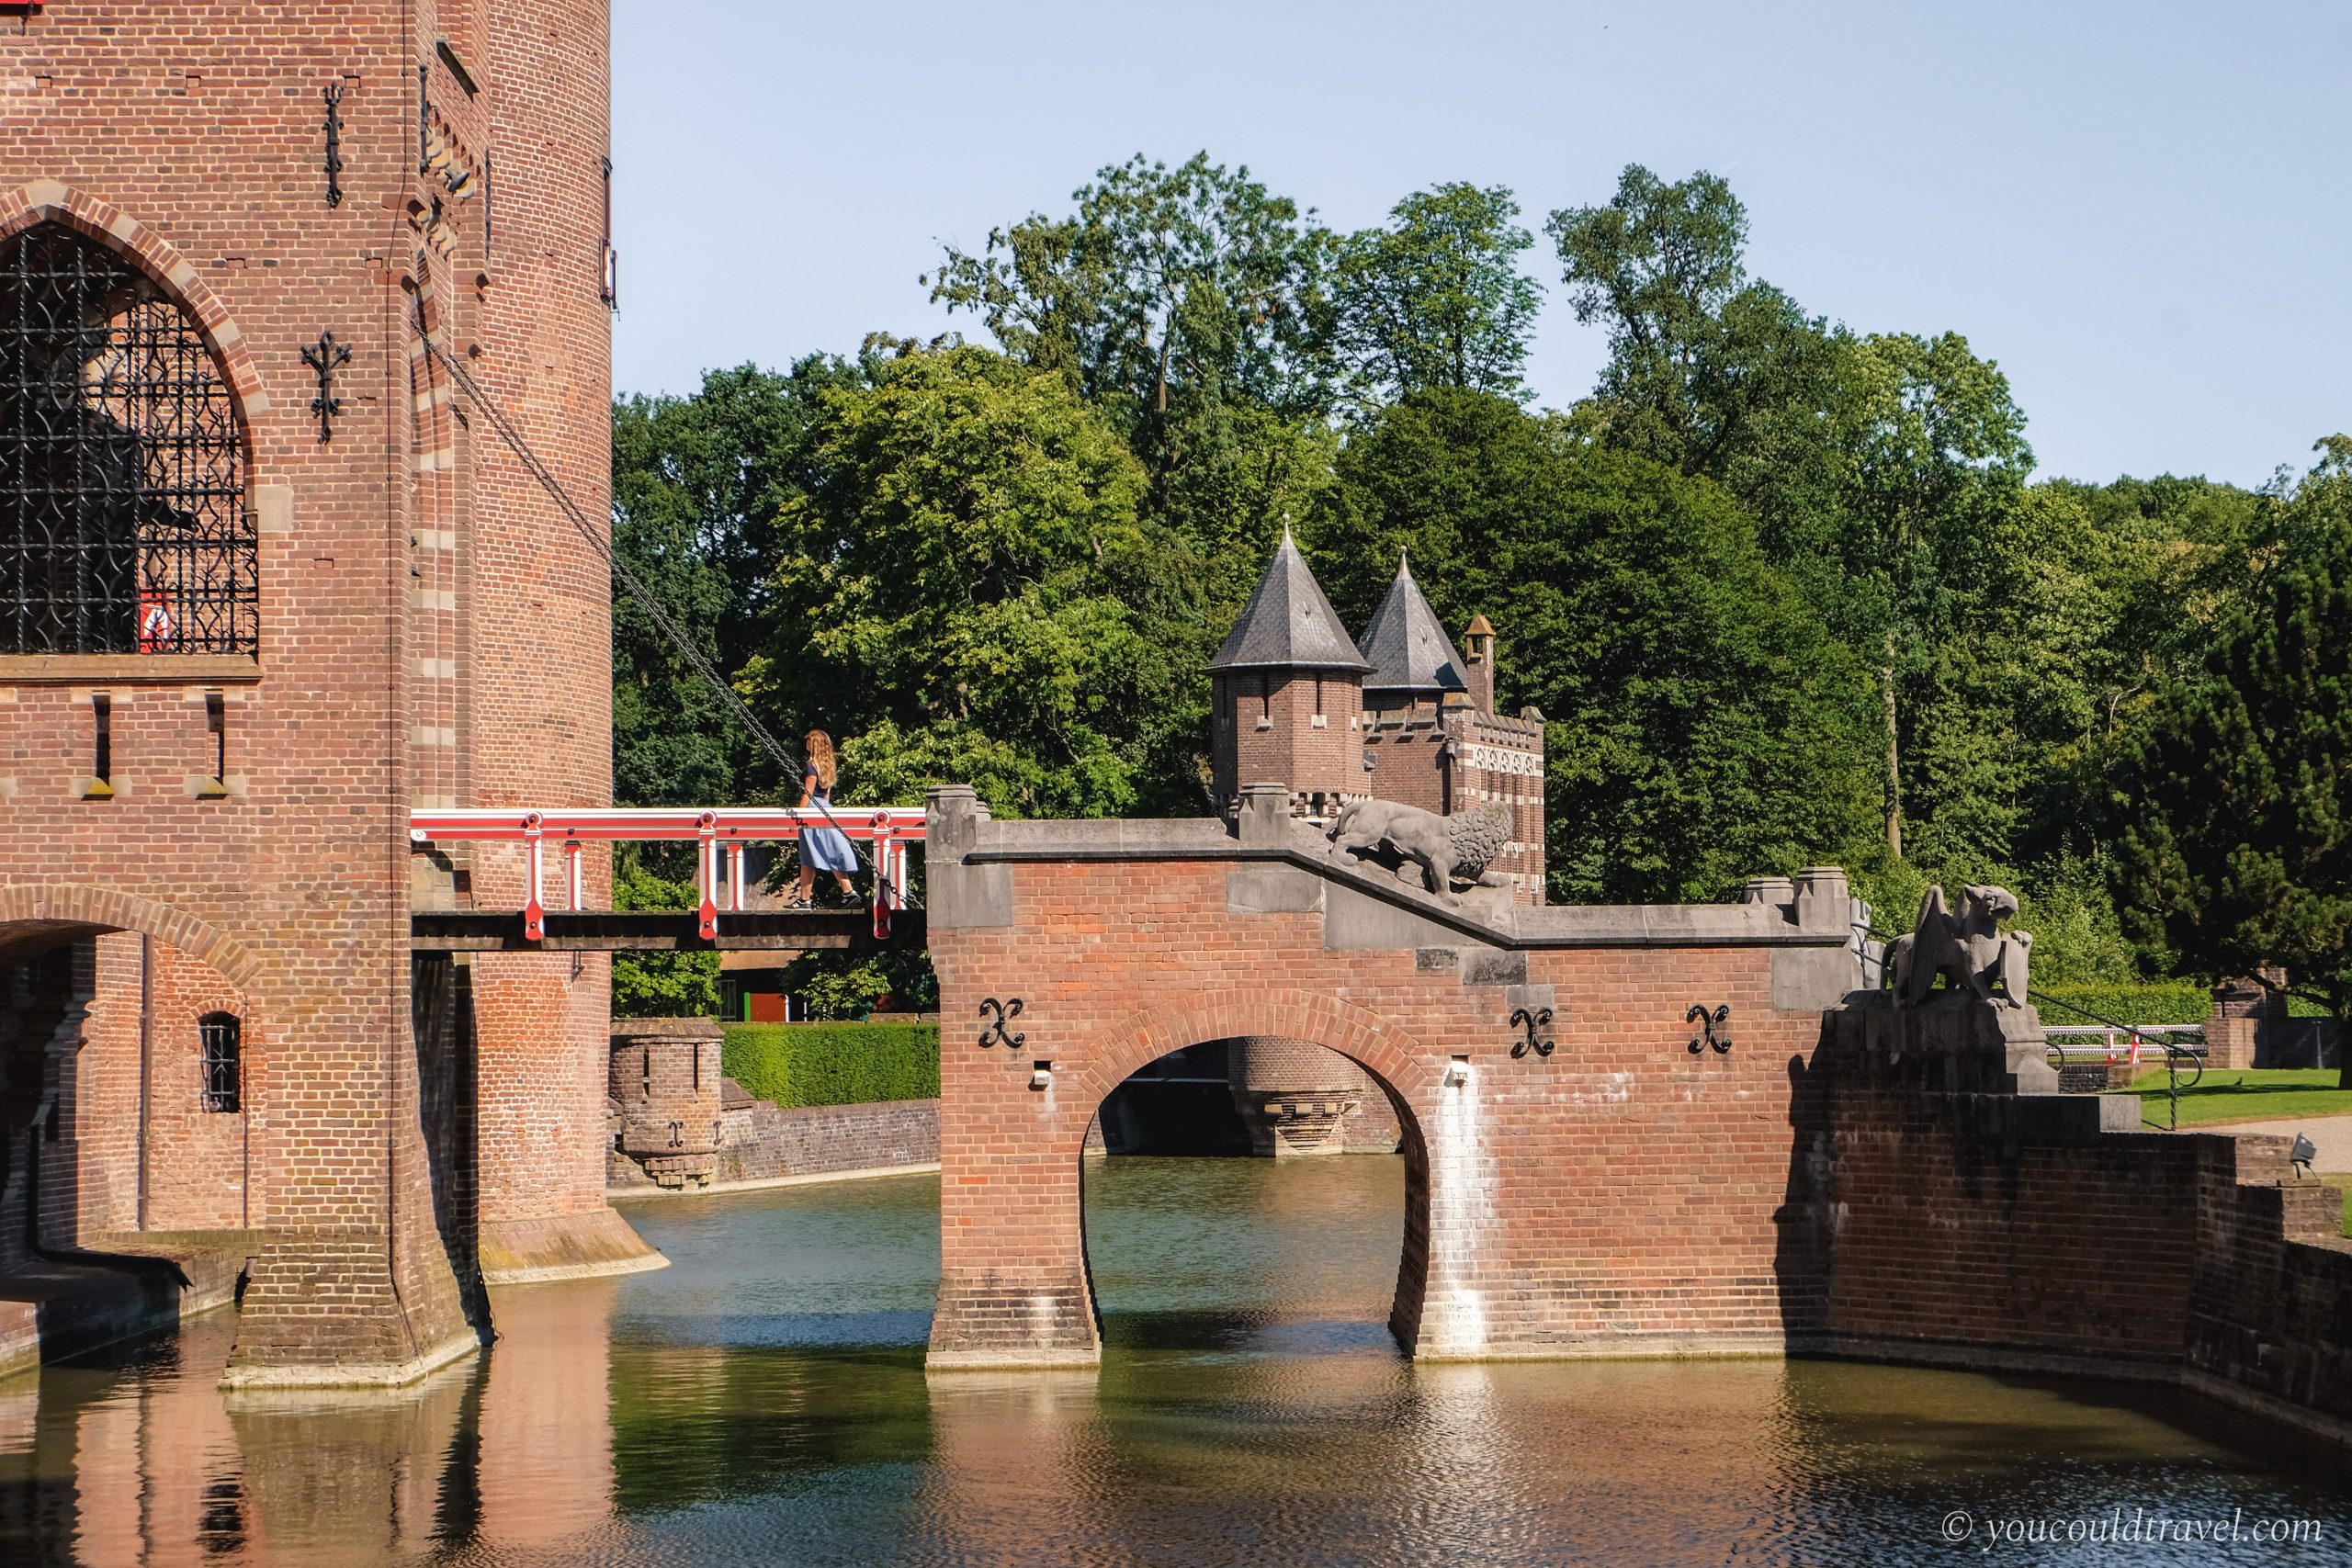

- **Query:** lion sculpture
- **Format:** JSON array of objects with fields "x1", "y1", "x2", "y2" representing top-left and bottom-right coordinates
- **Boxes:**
[
  {"x1": 1887, "y1": 884, "x2": 2032, "y2": 1008},
  {"x1": 1325, "y1": 799, "x2": 1512, "y2": 904}
]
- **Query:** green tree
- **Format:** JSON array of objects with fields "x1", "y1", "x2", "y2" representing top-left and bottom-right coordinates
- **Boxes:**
[
  {"x1": 611, "y1": 358, "x2": 857, "y2": 805},
  {"x1": 927, "y1": 152, "x2": 1336, "y2": 446},
  {"x1": 2113, "y1": 438, "x2": 2352, "y2": 1085},
  {"x1": 1315, "y1": 389, "x2": 1881, "y2": 900},
  {"x1": 1546, "y1": 164, "x2": 1852, "y2": 511},
  {"x1": 1331, "y1": 182, "x2": 1543, "y2": 404},
  {"x1": 608, "y1": 845, "x2": 720, "y2": 1017},
  {"x1": 1549, "y1": 165, "x2": 2035, "y2": 866},
  {"x1": 927, "y1": 152, "x2": 1341, "y2": 614},
  {"x1": 752, "y1": 343, "x2": 1211, "y2": 818}
]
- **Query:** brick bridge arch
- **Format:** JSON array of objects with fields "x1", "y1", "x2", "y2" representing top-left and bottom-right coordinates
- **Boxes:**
[
  {"x1": 1065, "y1": 987, "x2": 1439, "y2": 1154},
  {"x1": 1067, "y1": 987, "x2": 1439, "y2": 1353},
  {"x1": 922, "y1": 788, "x2": 1869, "y2": 1372}
]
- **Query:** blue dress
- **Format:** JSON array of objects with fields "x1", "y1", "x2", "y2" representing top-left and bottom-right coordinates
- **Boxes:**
[{"x1": 797, "y1": 768, "x2": 858, "y2": 874}]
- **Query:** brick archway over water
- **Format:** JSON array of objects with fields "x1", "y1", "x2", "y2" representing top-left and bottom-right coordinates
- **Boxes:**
[
  {"x1": 1068, "y1": 989, "x2": 1436, "y2": 1354},
  {"x1": 1065, "y1": 987, "x2": 1436, "y2": 1155},
  {"x1": 922, "y1": 788, "x2": 1867, "y2": 1372}
]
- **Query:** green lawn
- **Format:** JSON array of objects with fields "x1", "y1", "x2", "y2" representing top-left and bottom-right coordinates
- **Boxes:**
[
  {"x1": 2326, "y1": 1177, "x2": 2352, "y2": 1240},
  {"x1": 2109, "y1": 1067, "x2": 2352, "y2": 1128}
]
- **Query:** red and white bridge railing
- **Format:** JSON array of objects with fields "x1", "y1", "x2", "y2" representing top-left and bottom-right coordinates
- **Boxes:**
[{"x1": 408, "y1": 807, "x2": 926, "y2": 943}]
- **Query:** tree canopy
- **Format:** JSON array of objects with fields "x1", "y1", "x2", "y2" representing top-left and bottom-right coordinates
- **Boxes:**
[
  {"x1": 752, "y1": 342, "x2": 1207, "y2": 819},
  {"x1": 1332, "y1": 183, "x2": 1543, "y2": 405},
  {"x1": 1313, "y1": 389, "x2": 1879, "y2": 900},
  {"x1": 611, "y1": 152, "x2": 2337, "y2": 1011},
  {"x1": 2113, "y1": 440, "x2": 2352, "y2": 1073}
]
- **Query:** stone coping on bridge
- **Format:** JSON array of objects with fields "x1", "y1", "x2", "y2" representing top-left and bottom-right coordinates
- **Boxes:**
[{"x1": 950, "y1": 812, "x2": 1854, "y2": 952}]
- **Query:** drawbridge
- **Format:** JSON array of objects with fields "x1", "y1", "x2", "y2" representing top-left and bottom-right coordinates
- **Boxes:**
[{"x1": 407, "y1": 806, "x2": 926, "y2": 953}]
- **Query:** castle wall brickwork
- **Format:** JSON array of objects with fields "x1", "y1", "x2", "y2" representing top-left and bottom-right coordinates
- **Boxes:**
[
  {"x1": 708, "y1": 1093, "x2": 939, "y2": 1187},
  {"x1": 62, "y1": 932, "x2": 253, "y2": 1238},
  {"x1": 1213, "y1": 670, "x2": 1363, "y2": 812},
  {"x1": 1794, "y1": 996, "x2": 2352, "y2": 1444},
  {"x1": 0, "y1": 0, "x2": 635, "y2": 1381},
  {"x1": 607, "y1": 1018, "x2": 722, "y2": 1189},
  {"x1": 923, "y1": 796, "x2": 2351, "y2": 1443}
]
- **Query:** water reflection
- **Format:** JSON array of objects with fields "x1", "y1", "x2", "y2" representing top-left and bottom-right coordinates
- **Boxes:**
[{"x1": 0, "y1": 1159, "x2": 2344, "y2": 1565}]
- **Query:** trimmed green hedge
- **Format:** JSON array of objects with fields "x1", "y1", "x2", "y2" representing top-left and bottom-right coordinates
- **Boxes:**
[
  {"x1": 721, "y1": 1021, "x2": 940, "y2": 1109},
  {"x1": 2033, "y1": 983, "x2": 2212, "y2": 1027}
]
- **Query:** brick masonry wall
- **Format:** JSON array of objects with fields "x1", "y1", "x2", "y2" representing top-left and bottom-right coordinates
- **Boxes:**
[
  {"x1": 460, "y1": 0, "x2": 629, "y2": 1253},
  {"x1": 1216, "y1": 671, "x2": 1364, "y2": 809},
  {"x1": 1795, "y1": 995, "x2": 2352, "y2": 1442},
  {"x1": 707, "y1": 1095, "x2": 939, "y2": 1187},
  {"x1": 64, "y1": 933, "x2": 252, "y2": 1237},
  {"x1": 1357, "y1": 711, "x2": 1448, "y2": 815},
  {"x1": 925, "y1": 829, "x2": 1838, "y2": 1368},
  {"x1": 0, "y1": 0, "x2": 613, "y2": 1381},
  {"x1": 606, "y1": 1018, "x2": 721, "y2": 1187},
  {"x1": 1446, "y1": 707, "x2": 1546, "y2": 901}
]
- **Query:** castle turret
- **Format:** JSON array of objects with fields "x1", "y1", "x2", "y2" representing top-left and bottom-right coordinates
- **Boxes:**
[
  {"x1": 1359, "y1": 554, "x2": 1469, "y2": 715},
  {"x1": 1208, "y1": 529, "x2": 1373, "y2": 818}
]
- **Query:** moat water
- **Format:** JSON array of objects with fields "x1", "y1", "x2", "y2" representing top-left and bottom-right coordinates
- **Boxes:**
[{"x1": 3, "y1": 1156, "x2": 2345, "y2": 1565}]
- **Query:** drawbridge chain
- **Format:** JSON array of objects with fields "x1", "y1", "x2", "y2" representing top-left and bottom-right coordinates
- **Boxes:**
[{"x1": 423, "y1": 327, "x2": 883, "y2": 888}]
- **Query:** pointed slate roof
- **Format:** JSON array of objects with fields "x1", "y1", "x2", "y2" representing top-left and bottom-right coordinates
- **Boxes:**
[
  {"x1": 1207, "y1": 529, "x2": 1374, "y2": 674},
  {"x1": 1359, "y1": 554, "x2": 1468, "y2": 701}
]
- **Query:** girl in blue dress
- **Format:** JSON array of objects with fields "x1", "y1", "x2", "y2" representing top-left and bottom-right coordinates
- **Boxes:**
[{"x1": 790, "y1": 729, "x2": 859, "y2": 907}]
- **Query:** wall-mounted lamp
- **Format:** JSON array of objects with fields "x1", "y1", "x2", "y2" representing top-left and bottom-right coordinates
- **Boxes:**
[
  {"x1": 1444, "y1": 1055, "x2": 1471, "y2": 1089},
  {"x1": 1030, "y1": 1060, "x2": 1053, "y2": 1092}
]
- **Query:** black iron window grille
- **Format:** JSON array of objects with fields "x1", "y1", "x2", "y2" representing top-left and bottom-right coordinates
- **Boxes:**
[
  {"x1": 198, "y1": 1011, "x2": 242, "y2": 1112},
  {"x1": 1, "y1": 221, "x2": 255, "y2": 657}
]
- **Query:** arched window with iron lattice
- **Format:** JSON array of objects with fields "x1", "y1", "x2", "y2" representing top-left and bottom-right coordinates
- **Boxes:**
[{"x1": 0, "y1": 221, "x2": 255, "y2": 657}]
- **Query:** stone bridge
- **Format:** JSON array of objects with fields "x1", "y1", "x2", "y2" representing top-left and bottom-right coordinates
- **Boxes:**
[
  {"x1": 919, "y1": 786, "x2": 2352, "y2": 1455},
  {"x1": 922, "y1": 784, "x2": 1865, "y2": 1369}
]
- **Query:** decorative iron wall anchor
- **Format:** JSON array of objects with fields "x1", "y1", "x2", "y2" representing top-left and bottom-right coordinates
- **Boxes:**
[
  {"x1": 1510, "y1": 1006, "x2": 1555, "y2": 1059},
  {"x1": 322, "y1": 82, "x2": 345, "y2": 208},
  {"x1": 1686, "y1": 1004, "x2": 1732, "y2": 1055},
  {"x1": 977, "y1": 997, "x2": 1025, "y2": 1050},
  {"x1": 300, "y1": 332, "x2": 351, "y2": 443}
]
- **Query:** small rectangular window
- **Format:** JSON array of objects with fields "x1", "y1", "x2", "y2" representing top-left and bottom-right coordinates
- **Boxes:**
[
  {"x1": 199, "y1": 1013, "x2": 242, "y2": 1112},
  {"x1": 206, "y1": 690, "x2": 226, "y2": 783},
  {"x1": 92, "y1": 694, "x2": 111, "y2": 782},
  {"x1": 599, "y1": 156, "x2": 618, "y2": 307}
]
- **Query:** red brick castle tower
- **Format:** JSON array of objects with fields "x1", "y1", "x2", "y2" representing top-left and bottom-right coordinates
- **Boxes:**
[{"x1": 0, "y1": 0, "x2": 647, "y2": 1384}]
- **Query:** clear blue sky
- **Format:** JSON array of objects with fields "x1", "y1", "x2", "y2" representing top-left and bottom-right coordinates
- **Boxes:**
[{"x1": 611, "y1": 1, "x2": 2348, "y2": 488}]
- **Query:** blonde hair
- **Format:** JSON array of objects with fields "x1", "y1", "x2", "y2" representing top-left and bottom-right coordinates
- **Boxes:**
[{"x1": 805, "y1": 729, "x2": 837, "y2": 792}]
